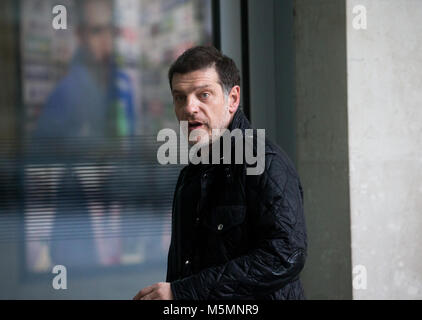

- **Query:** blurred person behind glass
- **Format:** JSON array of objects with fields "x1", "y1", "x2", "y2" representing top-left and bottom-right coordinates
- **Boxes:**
[
  {"x1": 34, "y1": 0, "x2": 116, "y2": 138},
  {"x1": 31, "y1": 0, "x2": 123, "y2": 270}
]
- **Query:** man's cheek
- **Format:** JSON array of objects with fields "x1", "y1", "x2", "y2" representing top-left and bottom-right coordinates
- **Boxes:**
[{"x1": 174, "y1": 110, "x2": 182, "y2": 121}]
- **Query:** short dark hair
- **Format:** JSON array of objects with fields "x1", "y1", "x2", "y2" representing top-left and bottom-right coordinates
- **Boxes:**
[{"x1": 168, "y1": 46, "x2": 241, "y2": 95}]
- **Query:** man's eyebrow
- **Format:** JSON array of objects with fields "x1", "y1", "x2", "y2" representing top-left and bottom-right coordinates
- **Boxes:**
[{"x1": 172, "y1": 85, "x2": 213, "y2": 95}]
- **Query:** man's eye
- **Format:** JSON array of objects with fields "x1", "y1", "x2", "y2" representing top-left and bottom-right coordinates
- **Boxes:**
[
  {"x1": 200, "y1": 92, "x2": 210, "y2": 99},
  {"x1": 174, "y1": 96, "x2": 185, "y2": 102}
]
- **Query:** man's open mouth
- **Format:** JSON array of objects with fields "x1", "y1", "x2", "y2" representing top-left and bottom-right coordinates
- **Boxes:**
[{"x1": 188, "y1": 121, "x2": 205, "y2": 131}]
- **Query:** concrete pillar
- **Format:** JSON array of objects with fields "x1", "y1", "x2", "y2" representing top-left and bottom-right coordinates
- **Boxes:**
[
  {"x1": 347, "y1": 0, "x2": 422, "y2": 299},
  {"x1": 294, "y1": 0, "x2": 353, "y2": 299},
  {"x1": 294, "y1": 0, "x2": 422, "y2": 299}
]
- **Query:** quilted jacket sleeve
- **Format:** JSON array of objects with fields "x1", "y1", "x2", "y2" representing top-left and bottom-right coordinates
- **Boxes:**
[{"x1": 170, "y1": 151, "x2": 308, "y2": 300}]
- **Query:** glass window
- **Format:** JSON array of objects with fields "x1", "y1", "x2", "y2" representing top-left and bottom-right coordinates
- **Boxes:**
[{"x1": 0, "y1": 0, "x2": 213, "y2": 299}]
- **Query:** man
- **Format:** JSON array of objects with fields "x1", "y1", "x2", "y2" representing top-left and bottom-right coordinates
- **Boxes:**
[
  {"x1": 34, "y1": 0, "x2": 117, "y2": 138},
  {"x1": 134, "y1": 46, "x2": 307, "y2": 300},
  {"x1": 31, "y1": 0, "x2": 128, "y2": 268}
]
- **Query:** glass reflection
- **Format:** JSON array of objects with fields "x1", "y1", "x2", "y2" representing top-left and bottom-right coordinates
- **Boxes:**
[{"x1": 0, "y1": 0, "x2": 213, "y2": 298}]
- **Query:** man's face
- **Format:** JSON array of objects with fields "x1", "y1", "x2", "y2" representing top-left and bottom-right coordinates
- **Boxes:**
[
  {"x1": 172, "y1": 67, "x2": 240, "y2": 145},
  {"x1": 79, "y1": 0, "x2": 114, "y2": 64}
]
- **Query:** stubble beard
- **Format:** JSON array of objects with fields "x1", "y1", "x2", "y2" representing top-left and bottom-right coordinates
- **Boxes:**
[{"x1": 192, "y1": 103, "x2": 230, "y2": 149}]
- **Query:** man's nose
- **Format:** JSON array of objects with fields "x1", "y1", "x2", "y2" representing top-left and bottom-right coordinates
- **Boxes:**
[
  {"x1": 184, "y1": 96, "x2": 200, "y2": 115},
  {"x1": 103, "y1": 32, "x2": 113, "y2": 56}
]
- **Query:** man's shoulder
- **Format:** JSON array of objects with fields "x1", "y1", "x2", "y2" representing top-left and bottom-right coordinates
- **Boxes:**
[
  {"x1": 264, "y1": 138, "x2": 297, "y2": 176},
  {"x1": 44, "y1": 66, "x2": 88, "y2": 109},
  {"x1": 245, "y1": 137, "x2": 300, "y2": 196},
  {"x1": 174, "y1": 165, "x2": 191, "y2": 187}
]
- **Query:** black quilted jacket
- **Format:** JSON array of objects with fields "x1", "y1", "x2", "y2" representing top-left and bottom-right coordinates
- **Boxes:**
[{"x1": 166, "y1": 108, "x2": 307, "y2": 300}]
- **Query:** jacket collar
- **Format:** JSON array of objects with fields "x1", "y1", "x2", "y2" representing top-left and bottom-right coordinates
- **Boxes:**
[
  {"x1": 187, "y1": 107, "x2": 251, "y2": 169},
  {"x1": 228, "y1": 107, "x2": 251, "y2": 132}
]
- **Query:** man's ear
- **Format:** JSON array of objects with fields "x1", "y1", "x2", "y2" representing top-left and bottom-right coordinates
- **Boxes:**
[{"x1": 228, "y1": 85, "x2": 241, "y2": 114}]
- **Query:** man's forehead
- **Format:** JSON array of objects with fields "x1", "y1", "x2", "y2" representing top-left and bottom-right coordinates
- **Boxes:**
[
  {"x1": 172, "y1": 67, "x2": 220, "y2": 91},
  {"x1": 84, "y1": 1, "x2": 113, "y2": 26}
]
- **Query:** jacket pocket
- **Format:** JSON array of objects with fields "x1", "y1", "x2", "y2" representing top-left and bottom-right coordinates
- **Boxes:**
[
  {"x1": 202, "y1": 205, "x2": 246, "y2": 234},
  {"x1": 201, "y1": 205, "x2": 247, "y2": 262}
]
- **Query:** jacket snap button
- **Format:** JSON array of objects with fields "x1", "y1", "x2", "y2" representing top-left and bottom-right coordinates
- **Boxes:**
[
  {"x1": 203, "y1": 173, "x2": 207, "y2": 179},
  {"x1": 185, "y1": 260, "x2": 190, "y2": 265},
  {"x1": 217, "y1": 224, "x2": 224, "y2": 231}
]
